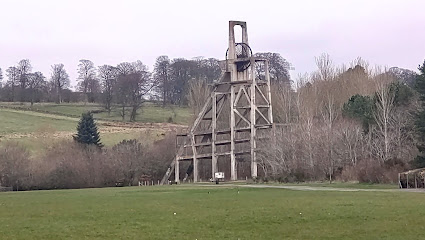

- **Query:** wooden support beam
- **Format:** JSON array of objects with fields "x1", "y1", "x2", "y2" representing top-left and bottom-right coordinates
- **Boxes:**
[
  {"x1": 191, "y1": 134, "x2": 198, "y2": 183},
  {"x1": 212, "y1": 93, "x2": 217, "y2": 179},
  {"x1": 178, "y1": 150, "x2": 252, "y2": 161},
  {"x1": 230, "y1": 84, "x2": 237, "y2": 181},
  {"x1": 175, "y1": 158, "x2": 179, "y2": 183},
  {"x1": 265, "y1": 60, "x2": 274, "y2": 125},
  {"x1": 184, "y1": 138, "x2": 252, "y2": 148},
  {"x1": 236, "y1": 105, "x2": 269, "y2": 109},
  {"x1": 250, "y1": 57, "x2": 257, "y2": 179}
]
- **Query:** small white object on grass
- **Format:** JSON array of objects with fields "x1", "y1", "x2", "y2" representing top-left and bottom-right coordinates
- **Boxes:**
[
  {"x1": 299, "y1": 213, "x2": 302, "y2": 215},
  {"x1": 174, "y1": 212, "x2": 176, "y2": 215}
]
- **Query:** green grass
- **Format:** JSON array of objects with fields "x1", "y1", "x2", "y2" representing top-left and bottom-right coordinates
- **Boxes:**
[
  {"x1": 94, "y1": 105, "x2": 191, "y2": 124},
  {"x1": 0, "y1": 102, "x2": 189, "y2": 153},
  {"x1": 0, "y1": 102, "x2": 192, "y2": 124},
  {"x1": 0, "y1": 108, "x2": 168, "y2": 153},
  {"x1": 0, "y1": 108, "x2": 77, "y2": 135},
  {"x1": 277, "y1": 182, "x2": 398, "y2": 189},
  {"x1": 0, "y1": 185, "x2": 424, "y2": 239}
]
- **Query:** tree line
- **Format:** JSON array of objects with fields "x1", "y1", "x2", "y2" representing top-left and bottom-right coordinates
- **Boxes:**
[
  {"x1": 256, "y1": 55, "x2": 422, "y2": 183},
  {"x1": 4, "y1": 51, "x2": 423, "y2": 187},
  {"x1": 0, "y1": 53, "x2": 291, "y2": 121}
]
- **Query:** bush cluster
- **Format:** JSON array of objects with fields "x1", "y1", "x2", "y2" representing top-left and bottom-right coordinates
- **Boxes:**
[{"x1": 0, "y1": 134, "x2": 175, "y2": 190}]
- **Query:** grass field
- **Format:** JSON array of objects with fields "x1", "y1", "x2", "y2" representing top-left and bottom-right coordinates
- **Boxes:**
[
  {"x1": 0, "y1": 102, "x2": 191, "y2": 124},
  {"x1": 0, "y1": 185, "x2": 424, "y2": 240},
  {"x1": 0, "y1": 108, "x2": 177, "y2": 153},
  {"x1": 0, "y1": 102, "x2": 190, "y2": 152},
  {"x1": 278, "y1": 182, "x2": 398, "y2": 189},
  {"x1": 0, "y1": 108, "x2": 77, "y2": 135}
]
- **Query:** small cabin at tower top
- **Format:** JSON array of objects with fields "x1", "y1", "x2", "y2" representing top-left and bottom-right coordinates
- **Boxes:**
[{"x1": 161, "y1": 21, "x2": 274, "y2": 184}]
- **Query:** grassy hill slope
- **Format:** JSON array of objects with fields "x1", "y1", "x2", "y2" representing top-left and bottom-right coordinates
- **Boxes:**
[{"x1": 0, "y1": 102, "x2": 190, "y2": 153}]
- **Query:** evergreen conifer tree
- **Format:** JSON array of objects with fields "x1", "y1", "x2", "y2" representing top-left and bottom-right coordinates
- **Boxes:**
[
  {"x1": 73, "y1": 112, "x2": 103, "y2": 147},
  {"x1": 413, "y1": 60, "x2": 425, "y2": 168}
]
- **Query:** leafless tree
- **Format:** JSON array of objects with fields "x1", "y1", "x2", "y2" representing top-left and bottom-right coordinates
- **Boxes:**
[
  {"x1": 98, "y1": 65, "x2": 117, "y2": 115},
  {"x1": 153, "y1": 56, "x2": 171, "y2": 106},
  {"x1": 16, "y1": 59, "x2": 32, "y2": 99},
  {"x1": 254, "y1": 52, "x2": 291, "y2": 84},
  {"x1": 190, "y1": 57, "x2": 222, "y2": 84},
  {"x1": 27, "y1": 71, "x2": 46, "y2": 106},
  {"x1": 0, "y1": 67, "x2": 3, "y2": 86},
  {"x1": 50, "y1": 64, "x2": 70, "y2": 103},
  {"x1": 187, "y1": 78, "x2": 210, "y2": 115},
  {"x1": 116, "y1": 61, "x2": 153, "y2": 121},
  {"x1": 373, "y1": 74, "x2": 395, "y2": 163},
  {"x1": 77, "y1": 59, "x2": 99, "y2": 102},
  {"x1": 6, "y1": 66, "x2": 19, "y2": 101},
  {"x1": 315, "y1": 53, "x2": 334, "y2": 82},
  {"x1": 336, "y1": 120, "x2": 363, "y2": 166}
]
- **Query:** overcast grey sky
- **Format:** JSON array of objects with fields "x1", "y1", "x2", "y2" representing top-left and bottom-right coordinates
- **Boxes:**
[{"x1": 0, "y1": 0, "x2": 424, "y2": 87}]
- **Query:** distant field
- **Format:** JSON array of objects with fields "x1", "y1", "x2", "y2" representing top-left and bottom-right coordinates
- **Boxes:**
[
  {"x1": 0, "y1": 102, "x2": 188, "y2": 152},
  {"x1": 0, "y1": 108, "x2": 77, "y2": 135},
  {"x1": 0, "y1": 102, "x2": 191, "y2": 124},
  {"x1": 0, "y1": 185, "x2": 424, "y2": 239}
]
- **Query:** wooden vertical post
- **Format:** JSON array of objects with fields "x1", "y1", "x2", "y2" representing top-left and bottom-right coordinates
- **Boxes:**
[
  {"x1": 191, "y1": 134, "x2": 198, "y2": 182},
  {"x1": 415, "y1": 176, "x2": 417, "y2": 189},
  {"x1": 398, "y1": 173, "x2": 401, "y2": 188},
  {"x1": 250, "y1": 58, "x2": 257, "y2": 179},
  {"x1": 175, "y1": 158, "x2": 179, "y2": 183},
  {"x1": 407, "y1": 174, "x2": 409, "y2": 189},
  {"x1": 230, "y1": 85, "x2": 237, "y2": 181},
  {"x1": 212, "y1": 93, "x2": 217, "y2": 180},
  {"x1": 265, "y1": 60, "x2": 273, "y2": 125}
]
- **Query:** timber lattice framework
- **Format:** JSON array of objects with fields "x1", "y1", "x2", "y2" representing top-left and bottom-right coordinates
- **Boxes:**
[{"x1": 160, "y1": 21, "x2": 273, "y2": 184}]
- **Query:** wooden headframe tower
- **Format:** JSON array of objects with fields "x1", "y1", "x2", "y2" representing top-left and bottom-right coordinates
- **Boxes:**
[{"x1": 160, "y1": 21, "x2": 273, "y2": 184}]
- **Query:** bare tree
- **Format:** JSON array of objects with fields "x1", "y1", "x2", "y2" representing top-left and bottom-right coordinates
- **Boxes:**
[
  {"x1": 373, "y1": 75, "x2": 395, "y2": 163},
  {"x1": 254, "y1": 52, "x2": 291, "y2": 84},
  {"x1": 169, "y1": 58, "x2": 198, "y2": 105},
  {"x1": 15, "y1": 59, "x2": 32, "y2": 102},
  {"x1": 50, "y1": 64, "x2": 70, "y2": 103},
  {"x1": 116, "y1": 61, "x2": 153, "y2": 121},
  {"x1": 77, "y1": 59, "x2": 98, "y2": 102},
  {"x1": 315, "y1": 53, "x2": 338, "y2": 182},
  {"x1": 27, "y1": 72, "x2": 46, "y2": 106},
  {"x1": 128, "y1": 61, "x2": 152, "y2": 121},
  {"x1": 187, "y1": 78, "x2": 210, "y2": 115},
  {"x1": 153, "y1": 56, "x2": 171, "y2": 106},
  {"x1": 336, "y1": 120, "x2": 363, "y2": 166},
  {"x1": 98, "y1": 65, "x2": 117, "y2": 115},
  {"x1": 0, "y1": 67, "x2": 3, "y2": 86},
  {"x1": 193, "y1": 57, "x2": 221, "y2": 83},
  {"x1": 6, "y1": 66, "x2": 19, "y2": 101},
  {"x1": 315, "y1": 53, "x2": 334, "y2": 82}
]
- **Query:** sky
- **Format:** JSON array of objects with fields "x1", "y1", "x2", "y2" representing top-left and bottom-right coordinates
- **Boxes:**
[{"x1": 0, "y1": 0, "x2": 424, "y2": 88}]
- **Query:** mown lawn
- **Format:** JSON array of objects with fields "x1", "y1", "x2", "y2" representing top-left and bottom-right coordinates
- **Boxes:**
[
  {"x1": 0, "y1": 185, "x2": 424, "y2": 239},
  {"x1": 279, "y1": 182, "x2": 398, "y2": 189}
]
